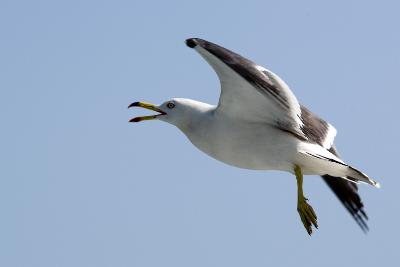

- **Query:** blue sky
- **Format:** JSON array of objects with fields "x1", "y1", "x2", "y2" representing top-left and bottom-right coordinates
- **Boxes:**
[{"x1": 1, "y1": 0, "x2": 399, "y2": 266}]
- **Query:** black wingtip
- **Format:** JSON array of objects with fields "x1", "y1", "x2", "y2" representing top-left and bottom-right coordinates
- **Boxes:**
[{"x1": 185, "y1": 38, "x2": 197, "y2": 48}]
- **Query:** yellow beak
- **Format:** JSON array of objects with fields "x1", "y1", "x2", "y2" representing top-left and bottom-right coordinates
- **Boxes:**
[{"x1": 128, "y1": 102, "x2": 166, "y2": 122}]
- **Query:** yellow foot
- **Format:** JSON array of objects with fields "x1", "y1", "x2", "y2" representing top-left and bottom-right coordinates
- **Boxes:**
[{"x1": 297, "y1": 197, "x2": 318, "y2": 235}]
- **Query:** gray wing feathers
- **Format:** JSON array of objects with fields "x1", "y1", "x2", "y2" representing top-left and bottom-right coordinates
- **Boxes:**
[
  {"x1": 186, "y1": 38, "x2": 337, "y2": 147},
  {"x1": 186, "y1": 38, "x2": 305, "y2": 139},
  {"x1": 186, "y1": 38, "x2": 372, "y2": 232},
  {"x1": 300, "y1": 106, "x2": 337, "y2": 149}
]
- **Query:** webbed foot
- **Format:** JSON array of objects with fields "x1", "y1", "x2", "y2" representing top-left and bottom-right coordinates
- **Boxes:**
[{"x1": 297, "y1": 197, "x2": 318, "y2": 235}]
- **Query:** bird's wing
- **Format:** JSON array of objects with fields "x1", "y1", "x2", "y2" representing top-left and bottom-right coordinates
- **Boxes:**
[
  {"x1": 186, "y1": 38, "x2": 368, "y2": 230},
  {"x1": 322, "y1": 146, "x2": 369, "y2": 232},
  {"x1": 186, "y1": 38, "x2": 336, "y2": 145},
  {"x1": 298, "y1": 106, "x2": 369, "y2": 230},
  {"x1": 186, "y1": 38, "x2": 368, "y2": 229}
]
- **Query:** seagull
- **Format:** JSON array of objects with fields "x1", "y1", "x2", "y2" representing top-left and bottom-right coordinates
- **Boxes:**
[{"x1": 129, "y1": 38, "x2": 380, "y2": 235}]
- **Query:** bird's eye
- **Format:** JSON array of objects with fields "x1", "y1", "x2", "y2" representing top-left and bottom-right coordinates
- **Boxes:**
[{"x1": 167, "y1": 102, "x2": 175, "y2": 109}]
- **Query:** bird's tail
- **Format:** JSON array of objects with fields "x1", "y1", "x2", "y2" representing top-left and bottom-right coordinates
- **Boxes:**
[
  {"x1": 321, "y1": 146, "x2": 370, "y2": 232},
  {"x1": 299, "y1": 150, "x2": 380, "y2": 188},
  {"x1": 345, "y1": 165, "x2": 380, "y2": 188}
]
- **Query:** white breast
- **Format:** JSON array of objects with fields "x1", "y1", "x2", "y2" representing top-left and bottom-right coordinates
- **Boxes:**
[{"x1": 181, "y1": 110, "x2": 299, "y2": 172}]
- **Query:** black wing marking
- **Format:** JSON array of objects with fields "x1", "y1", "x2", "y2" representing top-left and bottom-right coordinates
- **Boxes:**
[
  {"x1": 298, "y1": 107, "x2": 368, "y2": 230},
  {"x1": 300, "y1": 105, "x2": 335, "y2": 149},
  {"x1": 187, "y1": 38, "x2": 339, "y2": 147},
  {"x1": 186, "y1": 38, "x2": 292, "y2": 111},
  {"x1": 186, "y1": 38, "x2": 368, "y2": 231},
  {"x1": 322, "y1": 146, "x2": 368, "y2": 232}
]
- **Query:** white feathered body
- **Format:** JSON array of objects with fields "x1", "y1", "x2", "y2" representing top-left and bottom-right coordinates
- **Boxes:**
[
  {"x1": 178, "y1": 105, "x2": 345, "y2": 177},
  {"x1": 157, "y1": 37, "x2": 379, "y2": 188}
]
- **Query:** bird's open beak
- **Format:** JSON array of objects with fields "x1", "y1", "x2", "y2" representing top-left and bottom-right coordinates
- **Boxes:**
[{"x1": 128, "y1": 102, "x2": 166, "y2": 122}]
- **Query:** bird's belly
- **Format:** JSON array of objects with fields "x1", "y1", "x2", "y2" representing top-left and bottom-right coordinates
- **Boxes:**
[{"x1": 186, "y1": 123, "x2": 298, "y2": 172}]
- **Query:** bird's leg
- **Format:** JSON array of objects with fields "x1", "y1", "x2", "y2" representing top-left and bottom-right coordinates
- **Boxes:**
[{"x1": 295, "y1": 165, "x2": 318, "y2": 235}]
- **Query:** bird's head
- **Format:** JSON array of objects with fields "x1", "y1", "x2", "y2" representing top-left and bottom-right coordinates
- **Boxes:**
[{"x1": 128, "y1": 98, "x2": 211, "y2": 129}]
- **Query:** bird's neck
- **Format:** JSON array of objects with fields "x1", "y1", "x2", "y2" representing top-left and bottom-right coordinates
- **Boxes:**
[{"x1": 177, "y1": 102, "x2": 216, "y2": 133}]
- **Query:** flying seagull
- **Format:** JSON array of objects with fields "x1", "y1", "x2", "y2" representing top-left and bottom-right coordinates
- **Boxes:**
[{"x1": 129, "y1": 38, "x2": 380, "y2": 235}]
